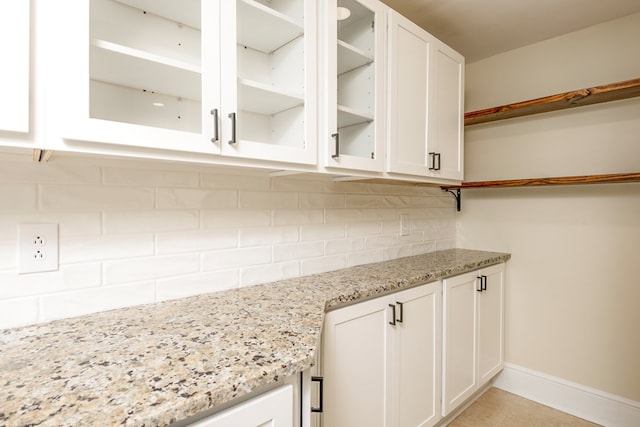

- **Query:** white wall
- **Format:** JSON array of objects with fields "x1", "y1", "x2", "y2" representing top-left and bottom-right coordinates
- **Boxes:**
[
  {"x1": 459, "y1": 13, "x2": 640, "y2": 401},
  {"x1": 0, "y1": 150, "x2": 455, "y2": 330}
]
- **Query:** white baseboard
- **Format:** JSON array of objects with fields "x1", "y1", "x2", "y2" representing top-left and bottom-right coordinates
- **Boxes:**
[{"x1": 492, "y1": 363, "x2": 640, "y2": 427}]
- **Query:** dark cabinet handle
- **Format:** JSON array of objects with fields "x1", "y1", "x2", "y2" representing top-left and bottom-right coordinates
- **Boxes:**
[
  {"x1": 311, "y1": 376, "x2": 323, "y2": 413},
  {"x1": 331, "y1": 133, "x2": 340, "y2": 158},
  {"x1": 210, "y1": 109, "x2": 219, "y2": 143},
  {"x1": 228, "y1": 112, "x2": 236, "y2": 145},
  {"x1": 428, "y1": 152, "x2": 441, "y2": 170},
  {"x1": 477, "y1": 275, "x2": 488, "y2": 292},
  {"x1": 389, "y1": 304, "x2": 396, "y2": 325},
  {"x1": 396, "y1": 301, "x2": 404, "y2": 323}
]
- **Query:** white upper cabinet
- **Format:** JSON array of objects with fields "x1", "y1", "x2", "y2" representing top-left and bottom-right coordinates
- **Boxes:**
[
  {"x1": 386, "y1": 10, "x2": 464, "y2": 182},
  {"x1": 44, "y1": 0, "x2": 316, "y2": 165},
  {"x1": 0, "y1": 1, "x2": 30, "y2": 134},
  {"x1": 322, "y1": 0, "x2": 386, "y2": 172},
  {"x1": 45, "y1": 0, "x2": 216, "y2": 154}
]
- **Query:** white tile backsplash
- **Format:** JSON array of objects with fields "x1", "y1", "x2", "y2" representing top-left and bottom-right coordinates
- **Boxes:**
[
  {"x1": 0, "y1": 183, "x2": 38, "y2": 210},
  {"x1": 0, "y1": 151, "x2": 455, "y2": 329}
]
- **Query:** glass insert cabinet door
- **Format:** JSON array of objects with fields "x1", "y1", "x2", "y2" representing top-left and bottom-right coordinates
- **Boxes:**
[
  {"x1": 323, "y1": 0, "x2": 386, "y2": 172},
  {"x1": 219, "y1": 0, "x2": 317, "y2": 165},
  {"x1": 47, "y1": 0, "x2": 218, "y2": 154},
  {"x1": 46, "y1": 0, "x2": 316, "y2": 165}
]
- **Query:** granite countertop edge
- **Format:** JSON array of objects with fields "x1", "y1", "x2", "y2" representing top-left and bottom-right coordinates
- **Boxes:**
[{"x1": 0, "y1": 248, "x2": 510, "y2": 427}]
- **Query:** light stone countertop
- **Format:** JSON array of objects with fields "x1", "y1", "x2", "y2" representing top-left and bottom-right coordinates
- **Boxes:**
[{"x1": 0, "y1": 248, "x2": 510, "y2": 427}]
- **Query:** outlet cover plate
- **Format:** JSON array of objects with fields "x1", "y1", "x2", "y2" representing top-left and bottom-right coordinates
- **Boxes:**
[{"x1": 17, "y1": 224, "x2": 59, "y2": 274}]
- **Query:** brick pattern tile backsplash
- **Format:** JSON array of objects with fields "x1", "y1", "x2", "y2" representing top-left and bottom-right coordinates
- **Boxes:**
[{"x1": 0, "y1": 151, "x2": 456, "y2": 329}]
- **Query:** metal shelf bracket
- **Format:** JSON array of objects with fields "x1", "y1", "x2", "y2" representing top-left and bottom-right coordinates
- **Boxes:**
[{"x1": 442, "y1": 188, "x2": 461, "y2": 212}]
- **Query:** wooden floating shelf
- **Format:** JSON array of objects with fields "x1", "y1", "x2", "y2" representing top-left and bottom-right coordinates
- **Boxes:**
[
  {"x1": 464, "y1": 77, "x2": 640, "y2": 126},
  {"x1": 442, "y1": 172, "x2": 640, "y2": 189}
]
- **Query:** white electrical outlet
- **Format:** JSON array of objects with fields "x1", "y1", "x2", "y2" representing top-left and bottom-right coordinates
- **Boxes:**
[
  {"x1": 17, "y1": 224, "x2": 59, "y2": 274},
  {"x1": 400, "y1": 214, "x2": 410, "y2": 236}
]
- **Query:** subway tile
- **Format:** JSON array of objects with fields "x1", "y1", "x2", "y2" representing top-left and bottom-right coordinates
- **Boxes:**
[
  {"x1": 300, "y1": 193, "x2": 345, "y2": 209},
  {"x1": 325, "y1": 237, "x2": 365, "y2": 255},
  {"x1": 238, "y1": 226, "x2": 299, "y2": 247},
  {"x1": 273, "y1": 241, "x2": 324, "y2": 262},
  {"x1": 103, "y1": 254, "x2": 200, "y2": 285},
  {"x1": 0, "y1": 184, "x2": 38, "y2": 211},
  {"x1": 239, "y1": 191, "x2": 299, "y2": 209},
  {"x1": 102, "y1": 167, "x2": 199, "y2": 187},
  {"x1": 0, "y1": 160, "x2": 101, "y2": 184},
  {"x1": 381, "y1": 219, "x2": 401, "y2": 234},
  {"x1": 156, "y1": 188, "x2": 237, "y2": 210},
  {"x1": 363, "y1": 208, "x2": 398, "y2": 221},
  {"x1": 0, "y1": 240, "x2": 15, "y2": 270},
  {"x1": 411, "y1": 241, "x2": 437, "y2": 255},
  {"x1": 346, "y1": 249, "x2": 383, "y2": 268},
  {"x1": 381, "y1": 195, "x2": 412, "y2": 208},
  {"x1": 346, "y1": 221, "x2": 382, "y2": 237},
  {"x1": 156, "y1": 270, "x2": 239, "y2": 301},
  {"x1": 324, "y1": 208, "x2": 364, "y2": 224},
  {"x1": 365, "y1": 234, "x2": 398, "y2": 249},
  {"x1": 40, "y1": 185, "x2": 155, "y2": 210},
  {"x1": 383, "y1": 245, "x2": 411, "y2": 261},
  {"x1": 202, "y1": 246, "x2": 272, "y2": 271},
  {"x1": 0, "y1": 297, "x2": 39, "y2": 330},
  {"x1": 272, "y1": 209, "x2": 323, "y2": 226},
  {"x1": 240, "y1": 261, "x2": 300, "y2": 287},
  {"x1": 322, "y1": 181, "x2": 372, "y2": 194},
  {"x1": 271, "y1": 177, "x2": 325, "y2": 193},
  {"x1": 346, "y1": 195, "x2": 382, "y2": 208},
  {"x1": 0, "y1": 213, "x2": 102, "y2": 239},
  {"x1": 300, "y1": 223, "x2": 345, "y2": 241},
  {"x1": 61, "y1": 234, "x2": 155, "y2": 264},
  {"x1": 105, "y1": 210, "x2": 199, "y2": 234},
  {"x1": 202, "y1": 209, "x2": 271, "y2": 229},
  {"x1": 202, "y1": 172, "x2": 271, "y2": 191},
  {"x1": 0, "y1": 263, "x2": 102, "y2": 299},
  {"x1": 156, "y1": 229, "x2": 237, "y2": 255},
  {"x1": 40, "y1": 281, "x2": 156, "y2": 323},
  {"x1": 398, "y1": 231, "x2": 425, "y2": 245},
  {"x1": 300, "y1": 254, "x2": 346, "y2": 276}
]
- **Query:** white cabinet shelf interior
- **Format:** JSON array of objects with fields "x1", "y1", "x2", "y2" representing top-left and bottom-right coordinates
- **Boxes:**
[
  {"x1": 89, "y1": 0, "x2": 202, "y2": 132},
  {"x1": 235, "y1": 0, "x2": 307, "y2": 148},
  {"x1": 335, "y1": 0, "x2": 375, "y2": 158}
]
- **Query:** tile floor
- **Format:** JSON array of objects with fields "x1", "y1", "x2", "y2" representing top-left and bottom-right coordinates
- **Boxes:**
[{"x1": 448, "y1": 387, "x2": 601, "y2": 426}]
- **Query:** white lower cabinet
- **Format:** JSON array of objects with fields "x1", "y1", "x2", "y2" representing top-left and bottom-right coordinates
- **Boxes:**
[
  {"x1": 442, "y1": 263, "x2": 505, "y2": 416},
  {"x1": 189, "y1": 384, "x2": 294, "y2": 427},
  {"x1": 321, "y1": 282, "x2": 442, "y2": 427}
]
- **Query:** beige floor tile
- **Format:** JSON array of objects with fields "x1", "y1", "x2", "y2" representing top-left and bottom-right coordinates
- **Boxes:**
[{"x1": 448, "y1": 388, "x2": 600, "y2": 427}]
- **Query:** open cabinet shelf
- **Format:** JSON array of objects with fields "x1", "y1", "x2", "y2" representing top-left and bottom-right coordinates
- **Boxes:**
[
  {"x1": 464, "y1": 77, "x2": 640, "y2": 126},
  {"x1": 90, "y1": 39, "x2": 201, "y2": 100},
  {"x1": 237, "y1": 0, "x2": 304, "y2": 53},
  {"x1": 337, "y1": 40, "x2": 373, "y2": 74}
]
